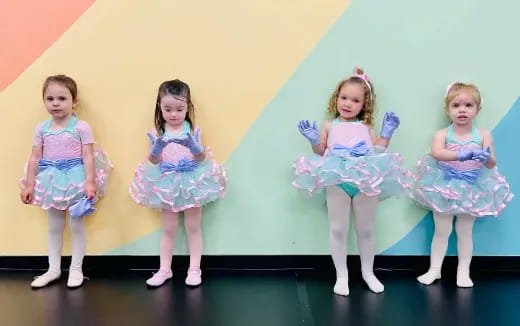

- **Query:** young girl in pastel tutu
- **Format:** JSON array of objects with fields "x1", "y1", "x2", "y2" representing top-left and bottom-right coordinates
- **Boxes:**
[
  {"x1": 293, "y1": 68, "x2": 412, "y2": 296},
  {"x1": 411, "y1": 82, "x2": 513, "y2": 287},
  {"x1": 21, "y1": 75, "x2": 112, "y2": 288},
  {"x1": 130, "y1": 79, "x2": 226, "y2": 287}
]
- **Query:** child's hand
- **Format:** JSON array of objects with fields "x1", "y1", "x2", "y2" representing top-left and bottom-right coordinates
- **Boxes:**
[
  {"x1": 20, "y1": 186, "x2": 34, "y2": 204},
  {"x1": 84, "y1": 181, "x2": 97, "y2": 200},
  {"x1": 472, "y1": 147, "x2": 491, "y2": 163},
  {"x1": 456, "y1": 150, "x2": 474, "y2": 161},
  {"x1": 171, "y1": 128, "x2": 204, "y2": 155},
  {"x1": 147, "y1": 133, "x2": 173, "y2": 156},
  {"x1": 381, "y1": 112, "x2": 400, "y2": 139},
  {"x1": 298, "y1": 120, "x2": 320, "y2": 146}
]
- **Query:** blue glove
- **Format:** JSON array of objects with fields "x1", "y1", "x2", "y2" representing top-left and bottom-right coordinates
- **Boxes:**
[
  {"x1": 69, "y1": 196, "x2": 97, "y2": 219},
  {"x1": 171, "y1": 128, "x2": 204, "y2": 155},
  {"x1": 472, "y1": 147, "x2": 491, "y2": 163},
  {"x1": 380, "y1": 112, "x2": 400, "y2": 139},
  {"x1": 147, "y1": 133, "x2": 173, "y2": 156},
  {"x1": 297, "y1": 120, "x2": 320, "y2": 146},
  {"x1": 456, "y1": 150, "x2": 474, "y2": 161}
]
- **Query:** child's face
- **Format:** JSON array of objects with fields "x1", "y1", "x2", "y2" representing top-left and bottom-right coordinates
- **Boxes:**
[
  {"x1": 44, "y1": 82, "x2": 77, "y2": 120},
  {"x1": 447, "y1": 91, "x2": 479, "y2": 126},
  {"x1": 160, "y1": 94, "x2": 188, "y2": 127},
  {"x1": 336, "y1": 83, "x2": 365, "y2": 121}
]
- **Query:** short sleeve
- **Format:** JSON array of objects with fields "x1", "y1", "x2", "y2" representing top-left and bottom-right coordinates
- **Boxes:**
[
  {"x1": 32, "y1": 122, "x2": 45, "y2": 146},
  {"x1": 76, "y1": 120, "x2": 95, "y2": 144}
]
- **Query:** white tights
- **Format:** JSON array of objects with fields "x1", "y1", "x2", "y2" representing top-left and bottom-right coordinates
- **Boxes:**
[
  {"x1": 417, "y1": 211, "x2": 476, "y2": 287},
  {"x1": 158, "y1": 207, "x2": 202, "y2": 273},
  {"x1": 47, "y1": 208, "x2": 86, "y2": 273},
  {"x1": 326, "y1": 186, "x2": 383, "y2": 295}
]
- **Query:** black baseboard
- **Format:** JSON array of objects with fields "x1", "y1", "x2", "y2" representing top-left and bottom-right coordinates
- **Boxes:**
[{"x1": 1, "y1": 255, "x2": 520, "y2": 275}]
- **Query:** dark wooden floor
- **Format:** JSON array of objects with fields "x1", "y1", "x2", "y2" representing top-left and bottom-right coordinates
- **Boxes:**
[{"x1": 0, "y1": 269, "x2": 518, "y2": 326}]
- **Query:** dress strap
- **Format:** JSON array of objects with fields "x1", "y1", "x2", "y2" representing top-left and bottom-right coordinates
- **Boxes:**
[
  {"x1": 41, "y1": 119, "x2": 52, "y2": 134},
  {"x1": 41, "y1": 116, "x2": 80, "y2": 140},
  {"x1": 471, "y1": 127, "x2": 481, "y2": 145},
  {"x1": 332, "y1": 117, "x2": 361, "y2": 125},
  {"x1": 163, "y1": 120, "x2": 191, "y2": 137},
  {"x1": 182, "y1": 120, "x2": 191, "y2": 133},
  {"x1": 66, "y1": 115, "x2": 78, "y2": 131},
  {"x1": 446, "y1": 124, "x2": 455, "y2": 143},
  {"x1": 446, "y1": 124, "x2": 480, "y2": 145}
]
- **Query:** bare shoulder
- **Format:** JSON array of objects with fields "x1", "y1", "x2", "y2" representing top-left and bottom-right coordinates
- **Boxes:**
[
  {"x1": 322, "y1": 120, "x2": 332, "y2": 131},
  {"x1": 434, "y1": 128, "x2": 448, "y2": 138},
  {"x1": 477, "y1": 128, "x2": 493, "y2": 144},
  {"x1": 478, "y1": 128, "x2": 491, "y2": 137},
  {"x1": 430, "y1": 128, "x2": 448, "y2": 147}
]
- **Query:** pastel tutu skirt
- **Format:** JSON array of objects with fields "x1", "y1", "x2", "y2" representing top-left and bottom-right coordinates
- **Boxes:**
[
  {"x1": 293, "y1": 150, "x2": 412, "y2": 199},
  {"x1": 20, "y1": 146, "x2": 113, "y2": 210},
  {"x1": 409, "y1": 155, "x2": 513, "y2": 216},
  {"x1": 129, "y1": 156, "x2": 226, "y2": 212}
]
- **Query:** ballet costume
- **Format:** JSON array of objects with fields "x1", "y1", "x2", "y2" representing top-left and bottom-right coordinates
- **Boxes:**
[
  {"x1": 130, "y1": 121, "x2": 226, "y2": 287},
  {"x1": 293, "y1": 119, "x2": 412, "y2": 295},
  {"x1": 293, "y1": 118, "x2": 412, "y2": 199},
  {"x1": 410, "y1": 125, "x2": 513, "y2": 287},
  {"x1": 411, "y1": 125, "x2": 512, "y2": 216},
  {"x1": 129, "y1": 121, "x2": 226, "y2": 211},
  {"x1": 21, "y1": 115, "x2": 112, "y2": 288}
]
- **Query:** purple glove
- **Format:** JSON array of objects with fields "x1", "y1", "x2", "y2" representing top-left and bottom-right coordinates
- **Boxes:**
[
  {"x1": 171, "y1": 128, "x2": 204, "y2": 156},
  {"x1": 69, "y1": 196, "x2": 97, "y2": 219},
  {"x1": 381, "y1": 112, "x2": 400, "y2": 139},
  {"x1": 456, "y1": 150, "x2": 474, "y2": 161},
  {"x1": 298, "y1": 120, "x2": 320, "y2": 146},
  {"x1": 147, "y1": 133, "x2": 173, "y2": 156},
  {"x1": 472, "y1": 147, "x2": 491, "y2": 163}
]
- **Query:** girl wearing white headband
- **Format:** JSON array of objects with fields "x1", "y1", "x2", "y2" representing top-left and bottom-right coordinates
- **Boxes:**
[{"x1": 410, "y1": 82, "x2": 513, "y2": 287}]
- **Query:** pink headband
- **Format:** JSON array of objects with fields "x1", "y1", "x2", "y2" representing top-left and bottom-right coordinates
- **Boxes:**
[{"x1": 351, "y1": 68, "x2": 372, "y2": 94}]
